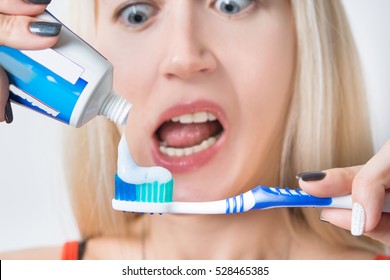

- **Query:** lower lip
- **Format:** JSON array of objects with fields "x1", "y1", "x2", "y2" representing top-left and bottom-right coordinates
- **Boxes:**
[{"x1": 151, "y1": 133, "x2": 226, "y2": 173}]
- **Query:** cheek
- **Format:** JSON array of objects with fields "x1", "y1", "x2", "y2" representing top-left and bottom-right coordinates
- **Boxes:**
[
  {"x1": 109, "y1": 49, "x2": 156, "y2": 104},
  {"x1": 230, "y1": 18, "x2": 296, "y2": 172},
  {"x1": 236, "y1": 23, "x2": 295, "y2": 127},
  {"x1": 95, "y1": 32, "x2": 158, "y2": 104}
]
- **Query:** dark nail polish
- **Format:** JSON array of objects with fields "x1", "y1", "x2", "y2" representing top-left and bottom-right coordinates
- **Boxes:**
[
  {"x1": 25, "y1": 0, "x2": 52, "y2": 4},
  {"x1": 29, "y1": 22, "x2": 62, "y2": 37},
  {"x1": 296, "y1": 171, "x2": 326, "y2": 182},
  {"x1": 5, "y1": 98, "x2": 13, "y2": 124}
]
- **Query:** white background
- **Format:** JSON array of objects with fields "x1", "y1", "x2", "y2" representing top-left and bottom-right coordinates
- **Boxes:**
[{"x1": 0, "y1": 0, "x2": 390, "y2": 253}]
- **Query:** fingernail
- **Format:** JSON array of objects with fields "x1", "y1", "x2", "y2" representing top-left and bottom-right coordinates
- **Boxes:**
[
  {"x1": 29, "y1": 22, "x2": 62, "y2": 37},
  {"x1": 351, "y1": 202, "x2": 365, "y2": 236},
  {"x1": 25, "y1": 0, "x2": 52, "y2": 4},
  {"x1": 5, "y1": 98, "x2": 13, "y2": 124},
  {"x1": 296, "y1": 171, "x2": 326, "y2": 182}
]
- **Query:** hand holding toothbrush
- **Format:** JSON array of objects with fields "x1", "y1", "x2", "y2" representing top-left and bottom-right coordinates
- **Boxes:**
[
  {"x1": 298, "y1": 138, "x2": 390, "y2": 245},
  {"x1": 0, "y1": 0, "x2": 61, "y2": 124}
]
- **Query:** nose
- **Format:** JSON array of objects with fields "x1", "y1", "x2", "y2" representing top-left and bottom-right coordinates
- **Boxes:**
[{"x1": 159, "y1": 13, "x2": 217, "y2": 80}]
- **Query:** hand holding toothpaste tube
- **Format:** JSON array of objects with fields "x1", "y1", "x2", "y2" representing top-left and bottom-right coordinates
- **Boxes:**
[
  {"x1": 0, "y1": 1, "x2": 130, "y2": 127},
  {"x1": 0, "y1": 0, "x2": 61, "y2": 124}
]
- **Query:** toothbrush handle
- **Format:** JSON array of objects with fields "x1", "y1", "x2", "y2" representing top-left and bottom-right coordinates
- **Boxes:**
[
  {"x1": 248, "y1": 186, "x2": 390, "y2": 213},
  {"x1": 250, "y1": 186, "x2": 331, "y2": 210},
  {"x1": 225, "y1": 186, "x2": 331, "y2": 214}
]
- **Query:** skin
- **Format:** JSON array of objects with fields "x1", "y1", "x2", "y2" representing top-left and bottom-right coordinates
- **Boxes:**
[
  {"x1": 97, "y1": 0, "x2": 296, "y2": 203},
  {"x1": 96, "y1": 0, "x2": 298, "y2": 259},
  {"x1": 0, "y1": 0, "x2": 388, "y2": 259}
]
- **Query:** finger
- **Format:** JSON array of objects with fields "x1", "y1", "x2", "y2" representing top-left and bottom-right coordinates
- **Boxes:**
[
  {"x1": 321, "y1": 208, "x2": 390, "y2": 245},
  {"x1": 0, "y1": 67, "x2": 9, "y2": 122},
  {"x1": 5, "y1": 97, "x2": 13, "y2": 123},
  {"x1": 365, "y1": 212, "x2": 390, "y2": 245},
  {"x1": 352, "y1": 139, "x2": 390, "y2": 232},
  {"x1": 320, "y1": 208, "x2": 351, "y2": 230},
  {"x1": 297, "y1": 166, "x2": 362, "y2": 197},
  {"x1": 0, "y1": 15, "x2": 61, "y2": 49},
  {"x1": 0, "y1": 0, "x2": 50, "y2": 16}
]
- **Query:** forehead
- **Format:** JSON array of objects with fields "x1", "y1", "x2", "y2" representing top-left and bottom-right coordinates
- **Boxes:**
[
  {"x1": 97, "y1": 0, "x2": 122, "y2": 8},
  {"x1": 98, "y1": 0, "x2": 147, "y2": 6}
]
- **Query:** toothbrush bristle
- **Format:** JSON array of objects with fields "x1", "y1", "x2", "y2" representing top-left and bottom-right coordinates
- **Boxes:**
[{"x1": 115, "y1": 174, "x2": 173, "y2": 203}]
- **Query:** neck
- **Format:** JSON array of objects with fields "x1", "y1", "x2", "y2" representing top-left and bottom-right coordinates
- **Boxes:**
[{"x1": 145, "y1": 208, "x2": 292, "y2": 259}]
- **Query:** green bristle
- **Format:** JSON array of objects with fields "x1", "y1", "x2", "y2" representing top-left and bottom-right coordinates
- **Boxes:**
[
  {"x1": 153, "y1": 181, "x2": 158, "y2": 202},
  {"x1": 165, "y1": 179, "x2": 173, "y2": 202},
  {"x1": 135, "y1": 179, "x2": 174, "y2": 203}
]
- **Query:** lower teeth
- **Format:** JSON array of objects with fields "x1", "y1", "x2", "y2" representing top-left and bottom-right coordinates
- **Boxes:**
[{"x1": 159, "y1": 135, "x2": 219, "y2": 157}]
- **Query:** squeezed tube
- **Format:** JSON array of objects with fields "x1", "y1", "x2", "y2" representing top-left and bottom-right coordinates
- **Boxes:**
[{"x1": 0, "y1": 10, "x2": 131, "y2": 127}]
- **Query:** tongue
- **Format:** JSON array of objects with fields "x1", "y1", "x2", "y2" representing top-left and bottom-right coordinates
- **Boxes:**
[{"x1": 157, "y1": 121, "x2": 221, "y2": 148}]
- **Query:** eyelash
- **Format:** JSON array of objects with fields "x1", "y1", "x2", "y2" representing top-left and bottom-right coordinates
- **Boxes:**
[
  {"x1": 114, "y1": 0, "x2": 262, "y2": 29},
  {"x1": 115, "y1": 0, "x2": 158, "y2": 29},
  {"x1": 210, "y1": 0, "x2": 260, "y2": 18}
]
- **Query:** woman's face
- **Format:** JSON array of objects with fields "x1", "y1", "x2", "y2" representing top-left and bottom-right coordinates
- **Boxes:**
[{"x1": 96, "y1": 0, "x2": 296, "y2": 201}]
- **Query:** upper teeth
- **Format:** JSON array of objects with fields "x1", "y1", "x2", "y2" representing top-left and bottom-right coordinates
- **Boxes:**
[
  {"x1": 171, "y1": 112, "x2": 217, "y2": 124},
  {"x1": 159, "y1": 111, "x2": 220, "y2": 157}
]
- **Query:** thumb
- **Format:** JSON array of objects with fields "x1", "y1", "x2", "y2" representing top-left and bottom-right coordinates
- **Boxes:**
[{"x1": 0, "y1": 67, "x2": 9, "y2": 122}]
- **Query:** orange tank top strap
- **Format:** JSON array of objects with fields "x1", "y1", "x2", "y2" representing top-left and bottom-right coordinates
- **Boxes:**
[
  {"x1": 375, "y1": 254, "x2": 390, "y2": 260},
  {"x1": 61, "y1": 241, "x2": 80, "y2": 260}
]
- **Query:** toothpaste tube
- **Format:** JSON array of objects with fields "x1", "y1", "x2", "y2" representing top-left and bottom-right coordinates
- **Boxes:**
[{"x1": 0, "y1": 10, "x2": 130, "y2": 127}]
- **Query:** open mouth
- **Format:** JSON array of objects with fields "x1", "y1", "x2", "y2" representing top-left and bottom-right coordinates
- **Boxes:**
[{"x1": 156, "y1": 111, "x2": 224, "y2": 157}]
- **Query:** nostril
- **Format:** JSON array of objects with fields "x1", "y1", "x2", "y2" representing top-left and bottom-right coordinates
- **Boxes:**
[{"x1": 160, "y1": 48, "x2": 217, "y2": 80}]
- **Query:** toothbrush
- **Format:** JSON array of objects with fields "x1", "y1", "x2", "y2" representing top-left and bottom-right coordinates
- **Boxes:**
[
  {"x1": 112, "y1": 174, "x2": 390, "y2": 214},
  {"x1": 115, "y1": 134, "x2": 174, "y2": 204},
  {"x1": 114, "y1": 133, "x2": 390, "y2": 214}
]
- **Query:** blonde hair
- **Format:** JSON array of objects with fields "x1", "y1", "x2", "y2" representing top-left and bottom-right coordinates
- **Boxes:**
[
  {"x1": 62, "y1": 0, "x2": 136, "y2": 238},
  {"x1": 62, "y1": 0, "x2": 384, "y2": 253},
  {"x1": 283, "y1": 0, "x2": 381, "y2": 252}
]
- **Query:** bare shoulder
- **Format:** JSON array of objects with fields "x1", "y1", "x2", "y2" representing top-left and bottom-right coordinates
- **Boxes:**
[
  {"x1": 331, "y1": 248, "x2": 377, "y2": 260},
  {"x1": 83, "y1": 236, "x2": 143, "y2": 260},
  {"x1": 0, "y1": 246, "x2": 62, "y2": 260}
]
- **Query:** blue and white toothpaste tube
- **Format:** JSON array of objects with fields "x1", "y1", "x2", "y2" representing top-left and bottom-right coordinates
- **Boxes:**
[{"x1": 0, "y1": 11, "x2": 130, "y2": 127}]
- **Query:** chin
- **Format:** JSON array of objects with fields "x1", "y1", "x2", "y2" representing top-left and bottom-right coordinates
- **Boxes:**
[{"x1": 170, "y1": 158, "x2": 245, "y2": 203}]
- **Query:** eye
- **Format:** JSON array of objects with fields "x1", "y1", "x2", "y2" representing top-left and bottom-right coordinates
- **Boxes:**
[
  {"x1": 214, "y1": 0, "x2": 254, "y2": 16},
  {"x1": 118, "y1": 3, "x2": 156, "y2": 27}
]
